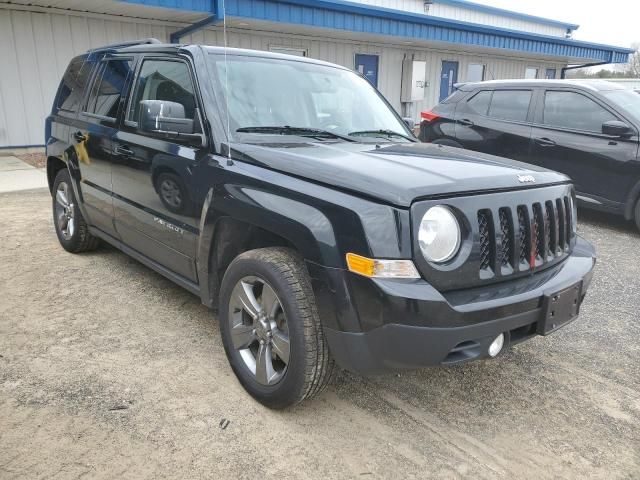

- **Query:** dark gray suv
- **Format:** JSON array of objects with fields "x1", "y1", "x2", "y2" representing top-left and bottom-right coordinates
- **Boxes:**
[{"x1": 420, "y1": 80, "x2": 640, "y2": 230}]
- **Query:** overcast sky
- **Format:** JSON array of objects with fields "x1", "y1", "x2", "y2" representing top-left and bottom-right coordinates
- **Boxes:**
[{"x1": 481, "y1": 0, "x2": 639, "y2": 48}]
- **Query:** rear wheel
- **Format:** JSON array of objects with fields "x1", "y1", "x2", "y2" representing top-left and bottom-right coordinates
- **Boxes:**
[
  {"x1": 52, "y1": 169, "x2": 100, "y2": 253},
  {"x1": 219, "y1": 248, "x2": 335, "y2": 409}
]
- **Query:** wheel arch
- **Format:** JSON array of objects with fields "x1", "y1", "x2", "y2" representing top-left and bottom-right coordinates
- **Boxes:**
[
  {"x1": 46, "y1": 156, "x2": 67, "y2": 193},
  {"x1": 623, "y1": 177, "x2": 640, "y2": 220},
  {"x1": 196, "y1": 186, "x2": 340, "y2": 309}
]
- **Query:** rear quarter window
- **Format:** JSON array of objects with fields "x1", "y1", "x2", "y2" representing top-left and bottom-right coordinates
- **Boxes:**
[{"x1": 57, "y1": 57, "x2": 96, "y2": 113}]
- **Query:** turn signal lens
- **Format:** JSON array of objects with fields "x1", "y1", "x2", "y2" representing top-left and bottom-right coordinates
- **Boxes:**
[{"x1": 346, "y1": 253, "x2": 420, "y2": 279}]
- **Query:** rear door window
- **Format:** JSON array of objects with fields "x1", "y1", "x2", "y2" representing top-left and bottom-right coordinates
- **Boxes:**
[
  {"x1": 488, "y1": 90, "x2": 532, "y2": 122},
  {"x1": 543, "y1": 90, "x2": 617, "y2": 132},
  {"x1": 85, "y1": 59, "x2": 134, "y2": 120},
  {"x1": 57, "y1": 57, "x2": 97, "y2": 113},
  {"x1": 466, "y1": 90, "x2": 492, "y2": 115}
]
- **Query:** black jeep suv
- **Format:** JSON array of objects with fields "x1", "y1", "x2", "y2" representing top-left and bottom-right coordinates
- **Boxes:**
[
  {"x1": 419, "y1": 79, "x2": 640, "y2": 230},
  {"x1": 46, "y1": 40, "x2": 596, "y2": 408}
]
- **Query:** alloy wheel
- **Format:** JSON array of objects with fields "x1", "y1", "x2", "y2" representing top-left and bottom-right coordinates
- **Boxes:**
[
  {"x1": 55, "y1": 181, "x2": 75, "y2": 240},
  {"x1": 228, "y1": 276, "x2": 290, "y2": 386}
]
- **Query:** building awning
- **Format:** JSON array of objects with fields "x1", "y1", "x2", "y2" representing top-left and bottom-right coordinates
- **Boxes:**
[
  {"x1": 10, "y1": 0, "x2": 634, "y2": 63},
  {"x1": 223, "y1": 0, "x2": 633, "y2": 63}
]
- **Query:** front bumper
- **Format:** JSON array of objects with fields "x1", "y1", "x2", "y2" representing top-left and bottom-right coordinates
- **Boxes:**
[{"x1": 308, "y1": 236, "x2": 596, "y2": 375}]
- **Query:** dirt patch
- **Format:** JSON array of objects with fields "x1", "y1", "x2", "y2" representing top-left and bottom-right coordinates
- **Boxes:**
[
  {"x1": 1, "y1": 189, "x2": 639, "y2": 479},
  {"x1": 15, "y1": 152, "x2": 46, "y2": 169}
]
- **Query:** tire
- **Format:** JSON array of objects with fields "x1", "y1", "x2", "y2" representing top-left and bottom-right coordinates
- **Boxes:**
[
  {"x1": 635, "y1": 199, "x2": 640, "y2": 232},
  {"x1": 155, "y1": 172, "x2": 191, "y2": 215},
  {"x1": 52, "y1": 168, "x2": 100, "y2": 253},
  {"x1": 219, "y1": 247, "x2": 335, "y2": 409},
  {"x1": 431, "y1": 138, "x2": 464, "y2": 149}
]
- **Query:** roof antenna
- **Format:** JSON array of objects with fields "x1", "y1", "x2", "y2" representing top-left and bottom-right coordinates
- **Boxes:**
[{"x1": 222, "y1": 0, "x2": 233, "y2": 165}]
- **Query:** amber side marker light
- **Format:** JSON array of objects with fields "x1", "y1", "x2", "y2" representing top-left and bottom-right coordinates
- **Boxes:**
[{"x1": 346, "y1": 253, "x2": 420, "y2": 279}]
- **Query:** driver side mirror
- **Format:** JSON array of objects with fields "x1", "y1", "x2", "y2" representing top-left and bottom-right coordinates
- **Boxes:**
[
  {"x1": 602, "y1": 120, "x2": 633, "y2": 138},
  {"x1": 138, "y1": 100, "x2": 207, "y2": 147}
]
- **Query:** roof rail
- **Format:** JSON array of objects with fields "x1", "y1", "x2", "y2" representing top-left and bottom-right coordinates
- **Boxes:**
[{"x1": 87, "y1": 38, "x2": 162, "y2": 53}]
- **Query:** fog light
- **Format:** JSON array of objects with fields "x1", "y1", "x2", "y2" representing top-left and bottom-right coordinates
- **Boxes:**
[{"x1": 488, "y1": 333, "x2": 505, "y2": 357}]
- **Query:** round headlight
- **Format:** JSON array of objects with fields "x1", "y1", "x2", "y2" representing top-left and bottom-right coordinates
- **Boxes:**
[{"x1": 418, "y1": 206, "x2": 461, "y2": 263}]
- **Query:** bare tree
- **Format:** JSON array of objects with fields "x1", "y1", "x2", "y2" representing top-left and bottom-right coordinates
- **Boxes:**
[{"x1": 628, "y1": 42, "x2": 640, "y2": 78}]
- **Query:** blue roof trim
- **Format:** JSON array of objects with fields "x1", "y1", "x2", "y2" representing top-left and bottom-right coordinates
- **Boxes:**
[
  {"x1": 120, "y1": 0, "x2": 213, "y2": 11},
  {"x1": 226, "y1": 0, "x2": 633, "y2": 63},
  {"x1": 434, "y1": 0, "x2": 579, "y2": 31}
]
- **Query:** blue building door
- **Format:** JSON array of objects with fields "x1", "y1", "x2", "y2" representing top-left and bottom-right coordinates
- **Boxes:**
[
  {"x1": 355, "y1": 54, "x2": 379, "y2": 88},
  {"x1": 545, "y1": 68, "x2": 557, "y2": 79},
  {"x1": 439, "y1": 61, "x2": 459, "y2": 101}
]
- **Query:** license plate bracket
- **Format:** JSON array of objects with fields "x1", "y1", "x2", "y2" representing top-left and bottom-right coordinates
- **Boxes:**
[{"x1": 538, "y1": 282, "x2": 583, "y2": 335}]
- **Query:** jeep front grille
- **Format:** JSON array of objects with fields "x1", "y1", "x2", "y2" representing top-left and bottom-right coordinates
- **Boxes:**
[
  {"x1": 411, "y1": 184, "x2": 575, "y2": 291},
  {"x1": 477, "y1": 195, "x2": 573, "y2": 276}
]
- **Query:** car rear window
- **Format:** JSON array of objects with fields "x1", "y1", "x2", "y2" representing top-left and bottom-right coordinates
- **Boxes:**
[
  {"x1": 543, "y1": 91, "x2": 616, "y2": 132},
  {"x1": 488, "y1": 90, "x2": 532, "y2": 122},
  {"x1": 85, "y1": 59, "x2": 133, "y2": 119},
  {"x1": 57, "y1": 57, "x2": 96, "y2": 113},
  {"x1": 466, "y1": 90, "x2": 492, "y2": 115}
]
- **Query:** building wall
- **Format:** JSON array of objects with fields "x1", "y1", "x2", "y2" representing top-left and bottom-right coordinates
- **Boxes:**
[
  {"x1": 345, "y1": 0, "x2": 569, "y2": 37},
  {"x1": 0, "y1": 6, "x2": 565, "y2": 147},
  {"x1": 0, "y1": 7, "x2": 173, "y2": 147},
  {"x1": 186, "y1": 26, "x2": 564, "y2": 120}
]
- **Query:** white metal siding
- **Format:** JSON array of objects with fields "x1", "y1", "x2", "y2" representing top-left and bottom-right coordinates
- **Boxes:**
[
  {"x1": 0, "y1": 7, "x2": 565, "y2": 146},
  {"x1": 186, "y1": 26, "x2": 564, "y2": 122},
  {"x1": 0, "y1": 8, "x2": 171, "y2": 147},
  {"x1": 348, "y1": 0, "x2": 568, "y2": 37}
]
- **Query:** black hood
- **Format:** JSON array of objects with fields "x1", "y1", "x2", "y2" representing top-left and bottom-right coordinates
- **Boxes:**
[{"x1": 231, "y1": 141, "x2": 570, "y2": 207}]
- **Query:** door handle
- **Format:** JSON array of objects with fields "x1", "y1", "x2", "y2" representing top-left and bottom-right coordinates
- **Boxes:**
[
  {"x1": 114, "y1": 145, "x2": 134, "y2": 157},
  {"x1": 73, "y1": 131, "x2": 87, "y2": 143},
  {"x1": 534, "y1": 137, "x2": 557, "y2": 147},
  {"x1": 458, "y1": 118, "x2": 474, "y2": 126}
]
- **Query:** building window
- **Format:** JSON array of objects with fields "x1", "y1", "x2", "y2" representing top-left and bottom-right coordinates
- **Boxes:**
[
  {"x1": 525, "y1": 67, "x2": 539, "y2": 79},
  {"x1": 269, "y1": 46, "x2": 307, "y2": 57},
  {"x1": 467, "y1": 63, "x2": 485, "y2": 82}
]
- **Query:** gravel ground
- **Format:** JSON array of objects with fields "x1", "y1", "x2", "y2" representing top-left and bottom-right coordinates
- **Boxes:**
[{"x1": 1, "y1": 188, "x2": 638, "y2": 479}]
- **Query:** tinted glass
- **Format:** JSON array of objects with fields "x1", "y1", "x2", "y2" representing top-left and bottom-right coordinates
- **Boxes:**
[
  {"x1": 208, "y1": 55, "x2": 409, "y2": 140},
  {"x1": 543, "y1": 91, "x2": 617, "y2": 131},
  {"x1": 467, "y1": 90, "x2": 492, "y2": 115},
  {"x1": 86, "y1": 59, "x2": 133, "y2": 118},
  {"x1": 601, "y1": 89, "x2": 640, "y2": 124},
  {"x1": 57, "y1": 57, "x2": 96, "y2": 112},
  {"x1": 128, "y1": 60, "x2": 196, "y2": 122},
  {"x1": 488, "y1": 90, "x2": 531, "y2": 122}
]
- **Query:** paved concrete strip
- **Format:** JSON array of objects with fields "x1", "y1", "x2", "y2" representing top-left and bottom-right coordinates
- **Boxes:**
[
  {"x1": 0, "y1": 156, "x2": 36, "y2": 172},
  {"x1": 0, "y1": 157, "x2": 47, "y2": 192}
]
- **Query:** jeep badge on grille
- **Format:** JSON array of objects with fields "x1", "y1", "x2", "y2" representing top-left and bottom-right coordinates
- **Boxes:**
[{"x1": 518, "y1": 175, "x2": 536, "y2": 183}]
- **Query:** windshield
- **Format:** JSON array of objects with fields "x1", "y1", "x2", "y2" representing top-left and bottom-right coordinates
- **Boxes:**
[
  {"x1": 601, "y1": 89, "x2": 640, "y2": 123},
  {"x1": 208, "y1": 54, "x2": 411, "y2": 142}
]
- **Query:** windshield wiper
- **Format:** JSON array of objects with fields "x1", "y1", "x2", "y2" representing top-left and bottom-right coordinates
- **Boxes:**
[
  {"x1": 236, "y1": 126, "x2": 357, "y2": 142},
  {"x1": 348, "y1": 129, "x2": 416, "y2": 142}
]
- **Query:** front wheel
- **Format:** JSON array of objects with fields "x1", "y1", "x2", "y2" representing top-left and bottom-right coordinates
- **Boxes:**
[{"x1": 218, "y1": 248, "x2": 335, "y2": 409}]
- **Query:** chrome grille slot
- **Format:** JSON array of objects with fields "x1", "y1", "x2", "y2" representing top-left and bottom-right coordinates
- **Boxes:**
[
  {"x1": 478, "y1": 210, "x2": 494, "y2": 271},
  {"x1": 517, "y1": 205, "x2": 530, "y2": 267},
  {"x1": 498, "y1": 208, "x2": 512, "y2": 269},
  {"x1": 532, "y1": 203, "x2": 544, "y2": 264},
  {"x1": 556, "y1": 198, "x2": 566, "y2": 252}
]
